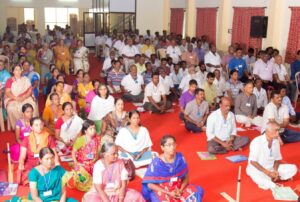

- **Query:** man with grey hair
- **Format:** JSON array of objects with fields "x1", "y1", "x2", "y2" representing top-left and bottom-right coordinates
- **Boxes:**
[{"x1": 246, "y1": 122, "x2": 297, "y2": 190}]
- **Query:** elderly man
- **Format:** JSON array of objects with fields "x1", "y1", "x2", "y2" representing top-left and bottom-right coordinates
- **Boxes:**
[
  {"x1": 262, "y1": 90, "x2": 300, "y2": 143},
  {"x1": 206, "y1": 97, "x2": 250, "y2": 154},
  {"x1": 234, "y1": 81, "x2": 259, "y2": 127},
  {"x1": 246, "y1": 122, "x2": 297, "y2": 190},
  {"x1": 143, "y1": 72, "x2": 172, "y2": 113},
  {"x1": 179, "y1": 65, "x2": 201, "y2": 93},
  {"x1": 121, "y1": 64, "x2": 144, "y2": 102},
  {"x1": 184, "y1": 88, "x2": 209, "y2": 133},
  {"x1": 166, "y1": 39, "x2": 182, "y2": 64}
]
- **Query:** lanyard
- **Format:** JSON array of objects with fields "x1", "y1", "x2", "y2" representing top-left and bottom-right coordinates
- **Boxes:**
[
  {"x1": 106, "y1": 162, "x2": 115, "y2": 183},
  {"x1": 41, "y1": 167, "x2": 52, "y2": 191}
]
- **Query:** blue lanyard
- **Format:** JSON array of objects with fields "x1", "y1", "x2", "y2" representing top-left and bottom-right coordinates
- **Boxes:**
[{"x1": 41, "y1": 167, "x2": 52, "y2": 191}]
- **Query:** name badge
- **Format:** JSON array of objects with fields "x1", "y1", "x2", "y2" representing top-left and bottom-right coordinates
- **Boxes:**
[
  {"x1": 54, "y1": 118, "x2": 58, "y2": 122},
  {"x1": 34, "y1": 153, "x2": 39, "y2": 158},
  {"x1": 238, "y1": 65, "x2": 242, "y2": 68},
  {"x1": 106, "y1": 182, "x2": 115, "y2": 189},
  {"x1": 43, "y1": 57, "x2": 48, "y2": 60},
  {"x1": 197, "y1": 112, "x2": 202, "y2": 117},
  {"x1": 24, "y1": 132, "x2": 30, "y2": 137},
  {"x1": 170, "y1": 177, "x2": 178, "y2": 182},
  {"x1": 43, "y1": 190, "x2": 53, "y2": 197},
  {"x1": 246, "y1": 103, "x2": 251, "y2": 107}
]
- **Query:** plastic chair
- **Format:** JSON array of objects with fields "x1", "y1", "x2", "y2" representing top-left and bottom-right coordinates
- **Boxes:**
[{"x1": 294, "y1": 72, "x2": 300, "y2": 108}]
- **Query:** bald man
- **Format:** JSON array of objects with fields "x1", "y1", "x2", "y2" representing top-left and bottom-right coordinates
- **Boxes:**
[
  {"x1": 246, "y1": 122, "x2": 297, "y2": 190},
  {"x1": 273, "y1": 55, "x2": 290, "y2": 86},
  {"x1": 206, "y1": 97, "x2": 249, "y2": 154}
]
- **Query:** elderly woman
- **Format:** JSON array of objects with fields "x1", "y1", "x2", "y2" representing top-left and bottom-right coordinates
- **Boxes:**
[
  {"x1": 18, "y1": 117, "x2": 59, "y2": 185},
  {"x1": 4, "y1": 65, "x2": 38, "y2": 129},
  {"x1": 115, "y1": 110, "x2": 155, "y2": 168},
  {"x1": 83, "y1": 142, "x2": 145, "y2": 202},
  {"x1": 73, "y1": 39, "x2": 89, "y2": 73},
  {"x1": 142, "y1": 135, "x2": 204, "y2": 202},
  {"x1": 28, "y1": 147, "x2": 77, "y2": 202}
]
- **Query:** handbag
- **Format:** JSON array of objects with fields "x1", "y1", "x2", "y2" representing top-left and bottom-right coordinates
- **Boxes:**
[
  {"x1": 122, "y1": 159, "x2": 135, "y2": 181},
  {"x1": 67, "y1": 165, "x2": 92, "y2": 192}
]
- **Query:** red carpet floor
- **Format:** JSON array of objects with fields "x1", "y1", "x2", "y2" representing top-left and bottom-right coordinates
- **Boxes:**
[{"x1": 1, "y1": 54, "x2": 300, "y2": 201}]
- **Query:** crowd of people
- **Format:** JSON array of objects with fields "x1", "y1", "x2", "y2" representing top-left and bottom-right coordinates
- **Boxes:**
[{"x1": 0, "y1": 23, "x2": 300, "y2": 201}]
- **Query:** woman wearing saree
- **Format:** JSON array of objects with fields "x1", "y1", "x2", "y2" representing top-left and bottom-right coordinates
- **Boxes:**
[
  {"x1": 104, "y1": 98, "x2": 128, "y2": 136},
  {"x1": 83, "y1": 142, "x2": 145, "y2": 202},
  {"x1": 71, "y1": 69, "x2": 84, "y2": 100},
  {"x1": 18, "y1": 117, "x2": 59, "y2": 185},
  {"x1": 142, "y1": 135, "x2": 204, "y2": 202},
  {"x1": 73, "y1": 39, "x2": 89, "y2": 73},
  {"x1": 25, "y1": 41, "x2": 40, "y2": 74},
  {"x1": 45, "y1": 81, "x2": 72, "y2": 107},
  {"x1": 70, "y1": 120, "x2": 101, "y2": 191},
  {"x1": 28, "y1": 147, "x2": 77, "y2": 202},
  {"x1": 43, "y1": 92, "x2": 63, "y2": 134},
  {"x1": 22, "y1": 60, "x2": 40, "y2": 101},
  {"x1": 77, "y1": 72, "x2": 93, "y2": 109},
  {"x1": 54, "y1": 39, "x2": 71, "y2": 75},
  {"x1": 85, "y1": 79, "x2": 100, "y2": 114},
  {"x1": 55, "y1": 102, "x2": 83, "y2": 155},
  {"x1": 37, "y1": 43, "x2": 53, "y2": 84},
  {"x1": 10, "y1": 103, "x2": 33, "y2": 163},
  {"x1": 4, "y1": 65, "x2": 38, "y2": 130},
  {"x1": 88, "y1": 84, "x2": 115, "y2": 135},
  {"x1": 115, "y1": 110, "x2": 154, "y2": 168}
]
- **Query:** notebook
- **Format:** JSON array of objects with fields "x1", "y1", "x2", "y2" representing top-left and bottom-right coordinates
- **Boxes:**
[
  {"x1": 226, "y1": 155, "x2": 248, "y2": 163},
  {"x1": 0, "y1": 182, "x2": 18, "y2": 196},
  {"x1": 197, "y1": 152, "x2": 217, "y2": 160}
]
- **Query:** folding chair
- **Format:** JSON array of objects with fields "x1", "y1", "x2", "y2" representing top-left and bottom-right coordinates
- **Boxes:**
[{"x1": 294, "y1": 72, "x2": 300, "y2": 109}]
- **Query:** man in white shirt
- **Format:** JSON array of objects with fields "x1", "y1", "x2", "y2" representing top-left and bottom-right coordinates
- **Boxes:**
[
  {"x1": 166, "y1": 39, "x2": 181, "y2": 64},
  {"x1": 206, "y1": 97, "x2": 249, "y2": 154},
  {"x1": 262, "y1": 90, "x2": 300, "y2": 144},
  {"x1": 102, "y1": 50, "x2": 115, "y2": 76},
  {"x1": 196, "y1": 62, "x2": 208, "y2": 87},
  {"x1": 273, "y1": 55, "x2": 290, "y2": 87},
  {"x1": 253, "y1": 78, "x2": 268, "y2": 114},
  {"x1": 121, "y1": 38, "x2": 140, "y2": 73},
  {"x1": 113, "y1": 34, "x2": 125, "y2": 57},
  {"x1": 213, "y1": 69, "x2": 226, "y2": 97},
  {"x1": 204, "y1": 44, "x2": 222, "y2": 73},
  {"x1": 95, "y1": 32, "x2": 107, "y2": 58},
  {"x1": 246, "y1": 122, "x2": 297, "y2": 190},
  {"x1": 159, "y1": 68, "x2": 177, "y2": 101},
  {"x1": 143, "y1": 72, "x2": 172, "y2": 113},
  {"x1": 179, "y1": 65, "x2": 201, "y2": 93},
  {"x1": 121, "y1": 64, "x2": 144, "y2": 103},
  {"x1": 170, "y1": 63, "x2": 183, "y2": 92}
]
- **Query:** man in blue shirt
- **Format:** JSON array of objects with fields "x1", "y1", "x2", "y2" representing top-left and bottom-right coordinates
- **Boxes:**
[
  {"x1": 290, "y1": 50, "x2": 300, "y2": 100},
  {"x1": 228, "y1": 48, "x2": 251, "y2": 82}
]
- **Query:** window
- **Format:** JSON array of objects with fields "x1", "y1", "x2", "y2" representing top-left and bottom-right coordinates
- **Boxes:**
[
  {"x1": 24, "y1": 8, "x2": 34, "y2": 23},
  {"x1": 44, "y1": 7, "x2": 79, "y2": 29}
]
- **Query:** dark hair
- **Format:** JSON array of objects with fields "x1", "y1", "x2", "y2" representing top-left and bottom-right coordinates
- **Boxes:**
[
  {"x1": 22, "y1": 103, "x2": 34, "y2": 113},
  {"x1": 271, "y1": 90, "x2": 281, "y2": 99},
  {"x1": 76, "y1": 69, "x2": 84, "y2": 76},
  {"x1": 195, "y1": 88, "x2": 205, "y2": 95},
  {"x1": 254, "y1": 77, "x2": 262, "y2": 83},
  {"x1": 160, "y1": 135, "x2": 176, "y2": 146},
  {"x1": 83, "y1": 72, "x2": 89, "y2": 78},
  {"x1": 145, "y1": 62, "x2": 151, "y2": 67},
  {"x1": 152, "y1": 71, "x2": 160, "y2": 78},
  {"x1": 114, "y1": 97, "x2": 124, "y2": 105},
  {"x1": 230, "y1": 69, "x2": 238, "y2": 76},
  {"x1": 135, "y1": 54, "x2": 141, "y2": 58},
  {"x1": 56, "y1": 74, "x2": 65, "y2": 81},
  {"x1": 50, "y1": 92, "x2": 59, "y2": 100},
  {"x1": 55, "y1": 81, "x2": 64, "y2": 86},
  {"x1": 51, "y1": 67, "x2": 59, "y2": 73},
  {"x1": 12, "y1": 65, "x2": 22, "y2": 72},
  {"x1": 92, "y1": 79, "x2": 100, "y2": 87},
  {"x1": 279, "y1": 85, "x2": 287, "y2": 91},
  {"x1": 81, "y1": 119, "x2": 95, "y2": 134},
  {"x1": 127, "y1": 110, "x2": 141, "y2": 126},
  {"x1": 207, "y1": 72, "x2": 215, "y2": 79},
  {"x1": 30, "y1": 117, "x2": 42, "y2": 126},
  {"x1": 62, "y1": 101, "x2": 73, "y2": 110},
  {"x1": 160, "y1": 58, "x2": 167, "y2": 62},
  {"x1": 244, "y1": 81, "x2": 254, "y2": 87},
  {"x1": 189, "y1": 79, "x2": 198, "y2": 86},
  {"x1": 236, "y1": 47, "x2": 243, "y2": 52},
  {"x1": 248, "y1": 48, "x2": 255, "y2": 54},
  {"x1": 297, "y1": 50, "x2": 300, "y2": 55},
  {"x1": 39, "y1": 147, "x2": 55, "y2": 159},
  {"x1": 97, "y1": 84, "x2": 109, "y2": 99}
]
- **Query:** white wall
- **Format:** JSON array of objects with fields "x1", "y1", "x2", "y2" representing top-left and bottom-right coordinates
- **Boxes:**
[
  {"x1": 170, "y1": 0, "x2": 186, "y2": 8},
  {"x1": 136, "y1": 0, "x2": 164, "y2": 34},
  {"x1": 195, "y1": 0, "x2": 220, "y2": 8}
]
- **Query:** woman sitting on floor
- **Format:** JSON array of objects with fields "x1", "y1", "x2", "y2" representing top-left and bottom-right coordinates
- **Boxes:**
[
  {"x1": 10, "y1": 103, "x2": 33, "y2": 163},
  {"x1": 43, "y1": 92, "x2": 63, "y2": 134},
  {"x1": 88, "y1": 84, "x2": 115, "y2": 135},
  {"x1": 85, "y1": 79, "x2": 100, "y2": 114},
  {"x1": 45, "y1": 81, "x2": 72, "y2": 107},
  {"x1": 70, "y1": 120, "x2": 101, "y2": 191},
  {"x1": 18, "y1": 117, "x2": 59, "y2": 185},
  {"x1": 142, "y1": 135, "x2": 204, "y2": 202},
  {"x1": 104, "y1": 98, "x2": 129, "y2": 136},
  {"x1": 71, "y1": 69, "x2": 84, "y2": 100},
  {"x1": 115, "y1": 110, "x2": 155, "y2": 168},
  {"x1": 4, "y1": 65, "x2": 38, "y2": 130},
  {"x1": 83, "y1": 142, "x2": 145, "y2": 202},
  {"x1": 27, "y1": 147, "x2": 78, "y2": 202},
  {"x1": 77, "y1": 72, "x2": 93, "y2": 111},
  {"x1": 55, "y1": 102, "x2": 83, "y2": 155}
]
